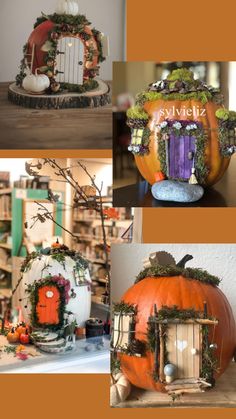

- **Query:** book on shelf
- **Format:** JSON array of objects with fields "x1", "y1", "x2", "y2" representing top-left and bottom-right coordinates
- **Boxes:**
[{"x1": 0, "y1": 195, "x2": 12, "y2": 219}]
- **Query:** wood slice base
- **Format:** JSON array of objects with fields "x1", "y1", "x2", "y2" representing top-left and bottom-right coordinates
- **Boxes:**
[{"x1": 8, "y1": 79, "x2": 111, "y2": 110}]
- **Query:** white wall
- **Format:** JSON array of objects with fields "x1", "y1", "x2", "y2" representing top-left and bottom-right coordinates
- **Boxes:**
[
  {"x1": 111, "y1": 244, "x2": 236, "y2": 320},
  {"x1": 0, "y1": 0, "x2": 125, "y2": 82}
]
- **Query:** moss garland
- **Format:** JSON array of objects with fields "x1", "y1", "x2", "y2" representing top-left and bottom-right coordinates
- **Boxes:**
[
  {"x1": 127, "y1": 106, "x2": 149, "y2": 120},
  {"x1": 136, "y1": 90, "x2": 213, "y2": 106},
  {"x1": 21, "y1": 248, "x2": 89, "y2": 274},
  {"x1": 136, "y1": 264, "x2": 221, "y2": 286},
  {"x1": 60, "y1": 79, "x2": 98, "y2": 93},
  {"x1": 113, "y1": 301, "x2": 137, "y2": 315},
  {"x1": 34, "y1": 13, "x2": 91, "y2": 29},
  {"x1": 201, "y1": 325, "x2": 218, "y2": 384}
]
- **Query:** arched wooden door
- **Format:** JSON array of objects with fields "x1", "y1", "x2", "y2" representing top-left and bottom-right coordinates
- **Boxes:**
[
  {"x1": 56, "y1": 36, "x2": 84, "y2": 85},
  {"x1": 36, "y1": 285, "x2": 60, "y2": 325},
  {"x1": 168, "y1": 134, "x2": 196, "y2": 180}
]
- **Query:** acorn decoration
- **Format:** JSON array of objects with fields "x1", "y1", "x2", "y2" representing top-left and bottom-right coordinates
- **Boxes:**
[
  {"x1": 47, "y1": 59, "x2": 55, "y2": 67},
  {"x1": 51, "y1": 82, "x2": 61, "y2": 93}
]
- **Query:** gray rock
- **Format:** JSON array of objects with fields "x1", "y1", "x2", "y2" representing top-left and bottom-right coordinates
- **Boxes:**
[{"x1": 151, "y1": 180, "x2": 204, "y2": 203}]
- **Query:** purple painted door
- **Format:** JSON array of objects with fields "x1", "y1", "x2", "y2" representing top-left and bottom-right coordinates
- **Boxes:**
[{"x1": 169, "y1": 134, "x2": 196, "y2": 179}]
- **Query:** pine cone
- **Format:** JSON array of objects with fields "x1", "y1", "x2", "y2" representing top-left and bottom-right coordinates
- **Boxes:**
[{"x1": 127, "y1": 118, "x2": 148, "y2": 128}]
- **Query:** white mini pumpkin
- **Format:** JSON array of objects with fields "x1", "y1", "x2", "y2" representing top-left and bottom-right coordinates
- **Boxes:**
[
  {"x1": 56, "y1": 0, "x2": 79, "y2": 16},
  {"x1": 110, "y1": 373, "x2": 131, "y2": 406},
  {"x1": 20, "y1": 253, "x2": 91, "y2": 327},
  {"x1": 22, "y1": 72, "x2": 50, "y2": 94}
]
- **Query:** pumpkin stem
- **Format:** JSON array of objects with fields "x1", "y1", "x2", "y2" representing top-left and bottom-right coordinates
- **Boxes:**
[{"x1": 176, "y1": 254, "x2": 193, "y2": 268}]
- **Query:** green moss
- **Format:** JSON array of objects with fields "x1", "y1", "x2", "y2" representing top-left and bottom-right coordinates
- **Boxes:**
[
  {"x1": 136, "y1": 90, "x2": 212, "y2": 106},
  {"x1": 157, "y1": 136, "x2": 167, "y2": 176},
  {"x1": 34, "y1": 13, "x2": 90, "y2": 29},
  {"x1": 135, "y1": 265, "x2": 221, "y2": 286},
  {"x1": 113, "y1": 301, "x2": 137, "y2": 314},
  {"x1": 153, "y1": 305, "x2": 204, "y2": 321},
  {"x1": 195, "y1": 130, "x2": 209, "y2": 184},
  {"x1": 111, "y1": 355, "x2": 121, "y2": 374},
  {"x1": 127, "y1": 106, "x2": 149, "y2": 120},
  {"x1": 60, "y1": 79, "x2": 98, "y2": 93},
  {"x1": 215, "y1": 108, "x2": 229, "y2": 120},
  {"x1": 167, "y1": 68, "x2": 194, "y2": 82},
  {"x1": 201, "y1": 325, "x2": 218, "y2": 384},
  {"x1": 146, "y1": 320, "x2": 156, "y2": 352}
]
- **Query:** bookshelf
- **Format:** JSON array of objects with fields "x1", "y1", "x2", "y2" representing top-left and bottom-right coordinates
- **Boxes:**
[{"x1": 0, "y1": 188, "x2": 12, "y2": 316}]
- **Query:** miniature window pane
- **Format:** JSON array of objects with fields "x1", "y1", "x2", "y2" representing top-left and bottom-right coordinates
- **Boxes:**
[
  {"x1": 113, "y1": 313, "x2": 134, "y2": 349},
  {"x1": 131, "y1": 129, "x2": 144, "y2": 145}
]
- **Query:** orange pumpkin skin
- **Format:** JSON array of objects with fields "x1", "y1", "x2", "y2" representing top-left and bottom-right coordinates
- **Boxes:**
[
  {"x1": 16, "y1": 324, "x2": 27, "y2": 337},
  {"x1": 120, "y1": 276, "x2": 236, "y2": 392},
  {"x1": 135, "y1": 100, "x2": 230, "y2": 187},
  {"x1": 7, "y1": 328, "x2": 20, "y2": 344}
]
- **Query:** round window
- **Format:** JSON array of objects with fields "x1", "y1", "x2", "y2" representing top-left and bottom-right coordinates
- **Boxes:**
[{"x1": 46, "y1": 290, "x2": 54, "y2": 298}]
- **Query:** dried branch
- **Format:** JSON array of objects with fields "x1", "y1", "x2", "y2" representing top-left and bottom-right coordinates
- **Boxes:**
[
  {"x1": 30, "y1": 202, "x2": 79, "y2": 241},
  {"x1": 25, "y1": 159, "x2": 111, "y2": 304}
]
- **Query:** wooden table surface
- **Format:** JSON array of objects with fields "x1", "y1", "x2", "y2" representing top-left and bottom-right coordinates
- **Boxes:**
[{"x1": 0, "y1": 82, "x2": 112, "y2": 149}]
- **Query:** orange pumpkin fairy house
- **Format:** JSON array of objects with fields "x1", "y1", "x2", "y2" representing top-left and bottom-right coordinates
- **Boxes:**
[
  {"x1": 8, "y1": 1, "x2": 110, "y2": 109},
  {"x1": 126, "y1": 68, "x2": 236, "y2": 202},
  {"x1": 111, "y1": 251, "x2": 236, "y2": 395}
]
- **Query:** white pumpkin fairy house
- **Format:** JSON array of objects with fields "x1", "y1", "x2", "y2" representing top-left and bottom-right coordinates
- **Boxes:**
[
  {"x1": 17, "y1": 242, "x2": 91, "y2": 353},
  {"x1": 9, "y1": 0, "x2": 110, "y2": 109}
]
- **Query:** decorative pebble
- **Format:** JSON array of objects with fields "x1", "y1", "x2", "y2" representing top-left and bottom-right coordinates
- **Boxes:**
[
  {"x1": 96, "y1": 344, "x2": 104, "y2": 351},
  {"x1": 151, "y1": 180, "x2": 204, "y2": 203},
  {"x1": 85, "y1": 344, "x2": 93, "y2": 352}
]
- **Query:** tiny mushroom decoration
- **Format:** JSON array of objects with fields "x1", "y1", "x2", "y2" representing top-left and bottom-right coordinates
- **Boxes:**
[
  {"x1": 22, "y1": 69, "x2": 50, "y2": 94},
  {"x1": 56, "y1": 0, "x2": 79, "y2": 16},
  {"x1": 110, "y1": 372, "x2": 131, "y2": 406},
  {"x1": 164, "y1": 363, "x2": 176, "y2": 383}
]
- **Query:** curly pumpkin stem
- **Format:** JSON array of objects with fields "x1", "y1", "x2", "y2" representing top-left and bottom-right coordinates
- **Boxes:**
[{"x1": 176, "y1": 254, "x2": 193, "y2": 268}]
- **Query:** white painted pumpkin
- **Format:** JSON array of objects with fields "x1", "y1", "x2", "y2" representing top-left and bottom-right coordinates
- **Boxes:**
[
  {"x1": 20, "y1": 254, "x2": 91, "y2": 327},
  {"x1": 22, "y1": 72, "x2": 50, "y2": 93},
  {"x1": 110, "y1": 373, "x2": 131, "y2": 406},
  {"x1": 56, "y1": 0, "x2": 79, "y2": 16}
]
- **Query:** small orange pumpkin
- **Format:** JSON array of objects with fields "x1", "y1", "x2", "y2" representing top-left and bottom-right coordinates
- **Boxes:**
[
  {"x1": 51, "y1": 238, "x2": 61, "y2": 249},
  {"x1": 7, "y1": 328, "x2": 20, "y2": 344},
  {"x1": 16, "y1": 322, "x2": 27, "y2": 337},
  {"x1": 20, "y1": 329, "x2": 30, "y2": 345}
]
